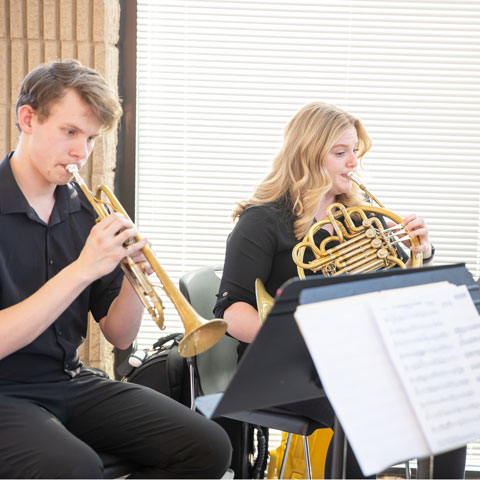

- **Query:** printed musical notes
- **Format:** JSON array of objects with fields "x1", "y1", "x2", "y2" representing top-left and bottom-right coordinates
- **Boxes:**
[{"x1": 294, "y1": 282, "x2": 480, "y2": 476}]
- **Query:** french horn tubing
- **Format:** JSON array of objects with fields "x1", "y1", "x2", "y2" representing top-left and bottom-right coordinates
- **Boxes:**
[
  {"x1": 256, "y1": 174, "x2": 423, "y2": 322},
  {"x1": 67, "y1": 165, "x2": 227, "y2": 357}
]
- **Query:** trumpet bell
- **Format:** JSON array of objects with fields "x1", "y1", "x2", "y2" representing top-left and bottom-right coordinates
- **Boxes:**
[{"x1": 178, "y1": 318, "x2": 228, "y2": 357}]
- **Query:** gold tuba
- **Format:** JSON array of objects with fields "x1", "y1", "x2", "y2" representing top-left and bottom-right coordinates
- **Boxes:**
[
  {"x1": 67, "y1": 165, "x2": 227, "y2": 357},
  {"x1": 256, "y1": 174, "x2": 423, "y2": 322}
]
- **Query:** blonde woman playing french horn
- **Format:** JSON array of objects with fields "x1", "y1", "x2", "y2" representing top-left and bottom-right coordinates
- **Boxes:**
[{"x1": 214, "y1": 101, "x2": 465, "y2": 479}]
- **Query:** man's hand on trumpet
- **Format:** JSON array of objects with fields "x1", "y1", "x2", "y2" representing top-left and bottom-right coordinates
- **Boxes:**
[
  {"x1": 126, "y1": 235, "x2": 154, "y2": 275},
  {"x1": 76, "y1": 212, "x2": 150, "y2": 282}
]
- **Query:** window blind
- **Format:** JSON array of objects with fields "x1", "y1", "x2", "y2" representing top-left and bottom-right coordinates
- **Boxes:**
[{"x1": 136, "y1": 0, "x2": 480, "y2": 469}]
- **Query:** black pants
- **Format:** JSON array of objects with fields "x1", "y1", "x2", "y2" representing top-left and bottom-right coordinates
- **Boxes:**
[{"x1": 0, "y1": 369, "x2": 232, "y2": 479}]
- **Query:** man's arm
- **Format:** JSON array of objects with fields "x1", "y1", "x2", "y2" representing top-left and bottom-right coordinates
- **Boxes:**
[
  {"x1": 99, "y1": 277, "x2": 145, "y2": 350},
  {"x1": 0, "y1": 261, "x2": 95, "y2": 360},
  {"x1": 0, "y1": 213, "x2": 145, "y2": 360}
]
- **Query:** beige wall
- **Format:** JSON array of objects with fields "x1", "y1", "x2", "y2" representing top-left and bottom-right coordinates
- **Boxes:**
[{"x1": 0, "y1": 0, "x2": 123, "y2": 376}]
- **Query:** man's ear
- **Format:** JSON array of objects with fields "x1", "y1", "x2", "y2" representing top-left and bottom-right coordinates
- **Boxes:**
[{"x1": 17, "y1": 105, "x2": 36, "y2": 134}]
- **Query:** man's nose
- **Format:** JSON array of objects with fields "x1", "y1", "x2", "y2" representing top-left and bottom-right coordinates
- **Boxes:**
[{"x1": 71, "y1": 137, "x2": 89, "y2": 159}]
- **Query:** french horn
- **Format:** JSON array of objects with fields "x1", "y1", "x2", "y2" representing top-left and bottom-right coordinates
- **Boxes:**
[
  {"x1": 67, "y1": 165, "x2": 227, "y2": 357},
  {"x1": 256, "y1": 174, "x2": 423, "y2": 322}
]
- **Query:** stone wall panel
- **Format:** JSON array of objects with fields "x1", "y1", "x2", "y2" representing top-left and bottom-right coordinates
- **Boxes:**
[
  {"x1": 43, "y1": 0, "x2": 57, "y2": 41},
  {"x1": 59, "y1": 0, "x2": 74, "y2": 40},
  {"x1": 44, "y1": 39, "x2": 59, "y2": 61},
  {"x1": 76, "y1": 41, "x2": 92, "y2": 66},
  {"x1": 92, "y1": 0, "x2": 105, "y2": 42},
  {"x1": 9, "y1": 0, "x2": 25, "y2": 39},
  {"x1": 76, "y1": 0, "x2": 90, "y2": 42},
  {"x1": 26, "y1": 0, "x2": 41, "y2": 40},
  {"x1": 10, "y1": 39, "x2": 26, "y2": 106},
  {"x1": 0, "y1": 0, "x2": 7, "y2": 38},
  {"x1": 60, "y1": 40, "x2": 76, "y2": 60},
  {"x1": 0, "y1": 106, "x2": 8, "y2": 156},
  {"x1": 27, "y1": 39, "x2": 42, "y2": 71},
  {"x1": 0, "y1": 39, "x2": 8, "y2": 106},
  {"x1": 9, "y1": 109, "x2": 19, "y2": 152}
]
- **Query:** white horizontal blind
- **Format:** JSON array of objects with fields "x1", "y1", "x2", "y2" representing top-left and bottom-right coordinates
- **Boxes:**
[{"x1": 136, "y1": 0, "x2": 480, "y2": 470}]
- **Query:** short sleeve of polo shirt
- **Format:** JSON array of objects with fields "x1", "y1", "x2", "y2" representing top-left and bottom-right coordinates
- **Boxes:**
[{"x1": 89, "y1": 266, "x2": 124, "y2": 322}]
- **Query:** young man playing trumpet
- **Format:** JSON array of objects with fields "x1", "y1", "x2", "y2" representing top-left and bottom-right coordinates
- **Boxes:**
[{"x1": 0, "y1": 59, "x2": 231, "y2": 479}]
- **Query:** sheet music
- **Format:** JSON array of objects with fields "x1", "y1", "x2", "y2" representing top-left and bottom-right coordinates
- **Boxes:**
[
  {"x1": 295, "y1": 294, "x2": 430, "y2": 476},
  {"x1": 295, "y1": 282, "x2": 480, "y2": 476},
  {"x1": 374, "y1": 283, "x2": 480, "y2": 453},
  {"x1": 447, "y1": 285, "x2": 480, "y2": 384}
]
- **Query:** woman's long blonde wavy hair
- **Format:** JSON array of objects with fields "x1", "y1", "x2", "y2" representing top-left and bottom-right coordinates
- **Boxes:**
[{"x1": 233, "y1": 101, "x2": 372, "y2": 240}]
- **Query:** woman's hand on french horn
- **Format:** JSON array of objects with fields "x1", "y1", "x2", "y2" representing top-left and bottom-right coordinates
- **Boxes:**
[
  {"x1": 401, "y1": 213, "x2": 432, "y2": 258},
  {"x1": 386, "y1": 213, "x2": 432, "y2": 260}
]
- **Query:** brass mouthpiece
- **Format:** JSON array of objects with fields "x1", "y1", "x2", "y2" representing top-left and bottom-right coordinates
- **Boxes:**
[
  {"x1": 66, "y1": 164, "x2": 84, "y2": 185},
  {"x1": 347, "y1": 172, "x2": 384, "y2": 209},
  {"x1": 347, "y1": 171, "x2": 360, "y2": 186}
]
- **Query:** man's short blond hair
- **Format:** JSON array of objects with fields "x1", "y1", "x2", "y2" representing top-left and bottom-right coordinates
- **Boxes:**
[{"x1": 16, "y1": 59, "x2": 122, "y2": 131}]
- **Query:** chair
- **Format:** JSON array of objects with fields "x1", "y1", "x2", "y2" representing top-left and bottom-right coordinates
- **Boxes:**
[
  {"x1": 179, "y1": 266, "x2": 238, "y2": 396},
  {"x1": 179, "y1": 265, "x2": 322, "y2": 479}
]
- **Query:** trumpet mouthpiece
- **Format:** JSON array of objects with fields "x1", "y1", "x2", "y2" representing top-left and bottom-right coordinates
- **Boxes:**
[{"x1": 66, "y1": 164, "x2": 78, "y2": 175}]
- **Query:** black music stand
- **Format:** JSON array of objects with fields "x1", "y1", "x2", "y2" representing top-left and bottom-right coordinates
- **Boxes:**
[{"x1": 195, "y1": 263, "x2": 480, "y2": 477}]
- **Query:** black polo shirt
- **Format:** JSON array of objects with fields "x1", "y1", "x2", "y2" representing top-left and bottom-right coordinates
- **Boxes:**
[{"x1": 0, "y1": 152, "x2": 124, "y2": 383}]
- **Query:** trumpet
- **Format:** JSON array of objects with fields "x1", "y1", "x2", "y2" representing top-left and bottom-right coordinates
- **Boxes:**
[
  {"x1": 256, "y1": 174, "x2": 423, "y2": 322},
  {"x1": 67, "y1": 165, "x2": 227, "y2": 357}
]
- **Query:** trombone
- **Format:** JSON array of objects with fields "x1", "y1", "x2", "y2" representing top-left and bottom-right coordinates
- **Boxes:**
[{"x1": 67, "y1": 165, "x2": 227, "y2": 357}]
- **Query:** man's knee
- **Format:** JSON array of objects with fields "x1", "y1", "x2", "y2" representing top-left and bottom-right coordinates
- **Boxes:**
[
  {"x1": 190, "y1": 420, "x2": 232, "y2": 478},
  {"x1": 57, "y1": 448, "x2": 104, "y2": 479},
  {"x1": 32, "y1": 446, "x2": 103, "y2": 479}
]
